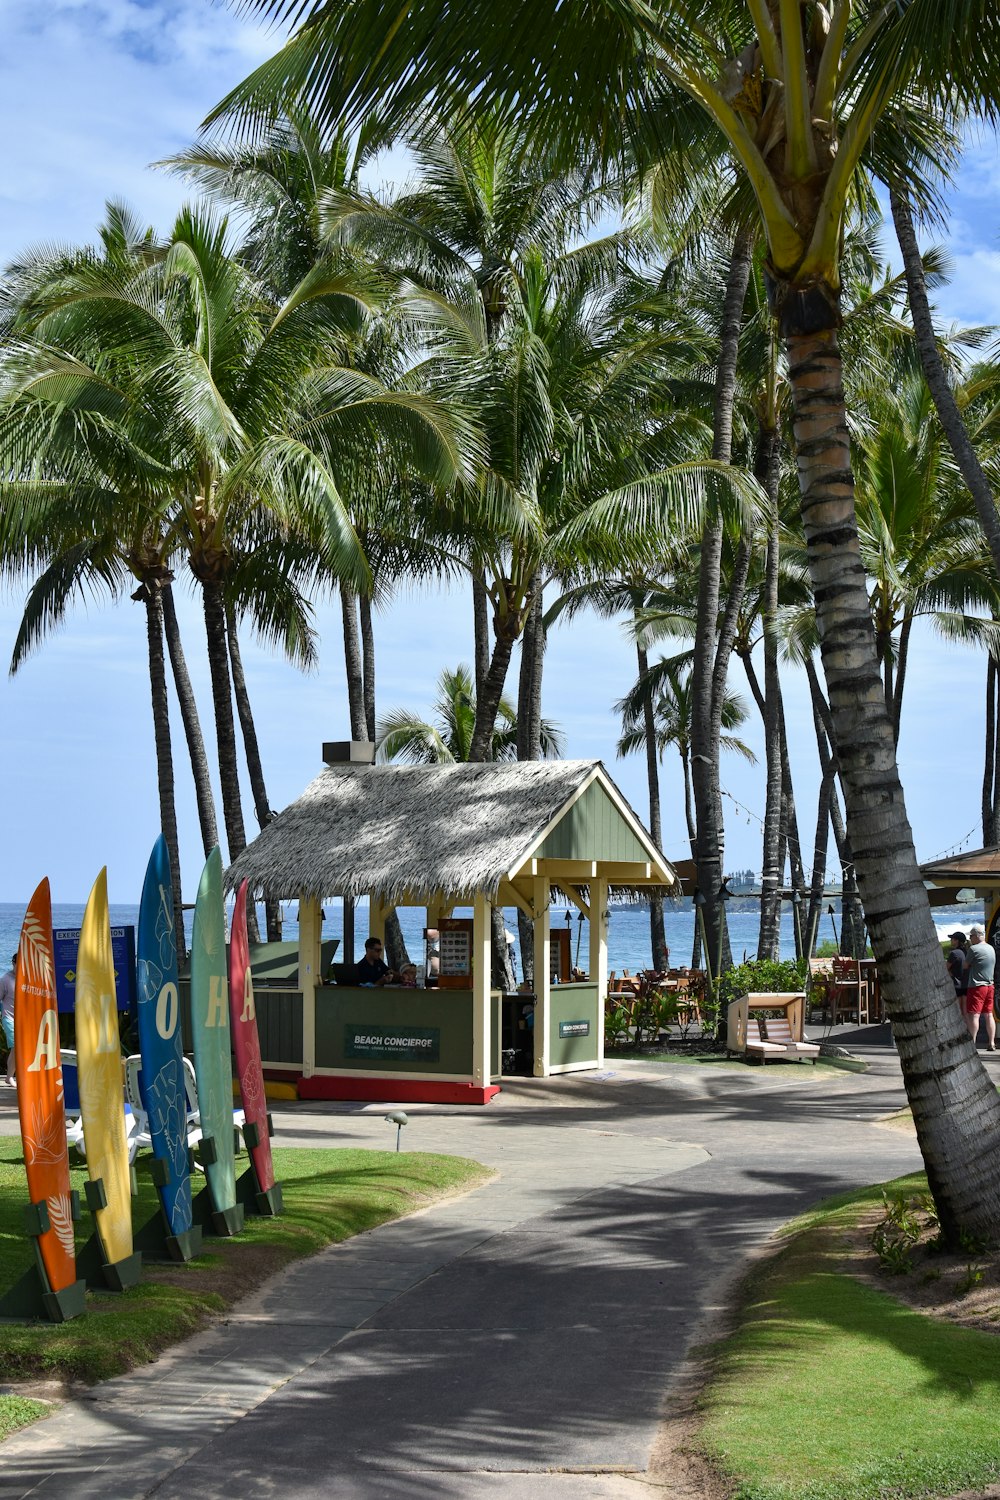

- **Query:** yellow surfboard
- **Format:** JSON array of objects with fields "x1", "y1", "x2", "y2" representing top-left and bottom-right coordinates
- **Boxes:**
[{"x1": 76, "y1": 868, "x2": 134, "y2": 1271}]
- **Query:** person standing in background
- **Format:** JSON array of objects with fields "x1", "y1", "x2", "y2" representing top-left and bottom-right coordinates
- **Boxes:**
[
  {"x1": 948, "y1": 931, "x2": 969, "y2": 1013},
  {"x1": 0, "y1": 954, "x2": 16, "y2": 1086},
  {"x1": 963, "y1": 925, "x2": 996, "y2": 1050}
]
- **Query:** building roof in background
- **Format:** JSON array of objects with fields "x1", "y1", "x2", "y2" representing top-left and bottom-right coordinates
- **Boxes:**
[
  {"x1": 227, "y1": 759, "x2": 674, "y2": 906},
  {"x1": 921, "y1": 847, "x2": 1000, "y2": 887}
]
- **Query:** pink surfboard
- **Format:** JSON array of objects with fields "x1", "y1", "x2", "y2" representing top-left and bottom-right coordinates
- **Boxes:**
[{"x1": 229, "y1": 881, "x2": 276, "y2": 1196}]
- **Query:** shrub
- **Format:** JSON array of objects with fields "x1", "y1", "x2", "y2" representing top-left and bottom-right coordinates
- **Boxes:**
[
  {"x1": 717, "y1": 957, "x2": 808, "y2": 1006},
  {"x1": 604, "y1": 1001, "x2": 631, "y2": 1050}
]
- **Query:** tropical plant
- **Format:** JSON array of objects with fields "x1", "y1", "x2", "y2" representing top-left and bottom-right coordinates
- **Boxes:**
[
  {"x1": 376, "y1": 663, "x2": 564, "y2": 764},
  {"x1": 214, "y1": 0, "x2": 1000, "y2": 1242},
  {"x1": 0, "y1": 201, "x2": 477, "y2": 951},
  {"x1": 617, "y1": 652, "x2": 755, "y2": 856}
]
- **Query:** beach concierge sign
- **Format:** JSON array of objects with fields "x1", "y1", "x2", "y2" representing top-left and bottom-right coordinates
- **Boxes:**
[
  {"x1": 229, "y1": 879, "x2": 282, "y2": 1216},
  {"x1": 0, "y1": 878, "x2": 86, "y2": 1322},
  {"x1": 75, "y1": 868, "x2": 142, "y2": 1291},
  {"x1": 135, "y1": 836, "x2": 201, "y2": 1262},
  {"x1": 190, "y1": 847, "x2": 244, "y2": 1237}
]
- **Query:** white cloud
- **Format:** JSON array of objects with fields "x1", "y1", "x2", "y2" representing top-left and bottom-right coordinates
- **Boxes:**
[{"x1": 0, "y1": 2, "x2": 279, "y2": 266}]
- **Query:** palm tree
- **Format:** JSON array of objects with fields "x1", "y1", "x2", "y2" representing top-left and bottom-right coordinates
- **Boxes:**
[
  {"x1": 214, "y1": 0, "x2": 1000, "y2": 1241},
  {"x1": 376, "y1": 663, "x2": 564, "y2": 764},
  {"x1": 618, "y1": 652, "x2": 755, "y2": 864}
]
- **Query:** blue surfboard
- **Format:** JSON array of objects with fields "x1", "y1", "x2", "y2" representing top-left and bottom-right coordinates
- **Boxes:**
[{"x1": 136, "y1": 837, "x2": 194, "y2": 1239}]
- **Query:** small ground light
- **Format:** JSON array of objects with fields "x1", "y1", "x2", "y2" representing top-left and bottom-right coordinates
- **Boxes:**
[{"x1": 384, "y1": 1110, "x2": 408, "y2": 1151}]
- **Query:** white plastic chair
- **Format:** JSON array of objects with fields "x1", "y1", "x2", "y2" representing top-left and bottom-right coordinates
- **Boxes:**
[
  {"x1": 62, "y1": 1049, "x2": 141, "y2": 1165},
  {"x1": 182, "y1": 1056, "x2": 246, "y2": 1151},
  {"x1": 123, "y1": 1054, "x2": 204, "y2": 1161}
]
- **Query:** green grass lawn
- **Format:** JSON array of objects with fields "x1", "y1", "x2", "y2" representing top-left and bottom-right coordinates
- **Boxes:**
[
  {"x1": 0, "y1": 1139, "x2": 490, "y2": 1402},
  {"x1": 698, "y1": 1173, "x2": 1000, "y2": 1499}
]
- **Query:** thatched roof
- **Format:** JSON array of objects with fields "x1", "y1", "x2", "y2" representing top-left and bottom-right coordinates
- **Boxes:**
[{"x1": 227, "y1": 759, "x2": 672, "y2": 906}]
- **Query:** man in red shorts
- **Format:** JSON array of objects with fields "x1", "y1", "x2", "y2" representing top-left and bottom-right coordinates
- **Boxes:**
[{"x1": 963, "y1": 924, "x2": 996, "y2": 1050}]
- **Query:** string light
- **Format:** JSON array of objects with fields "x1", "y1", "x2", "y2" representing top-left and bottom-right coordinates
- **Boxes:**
[{"x1": 925, "y1": 826, "x2": 979, "y2": 864}]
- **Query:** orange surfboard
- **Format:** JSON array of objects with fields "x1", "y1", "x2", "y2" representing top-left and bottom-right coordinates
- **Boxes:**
[{"x1": 14, "y1": 879, "x2": 78, "y2": 1294}]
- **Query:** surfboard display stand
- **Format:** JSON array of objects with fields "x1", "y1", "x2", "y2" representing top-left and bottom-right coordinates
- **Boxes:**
[
  {"x1": 77, "y1": 1179, "x2": 142, "y2": 1292},
  {"x1": 191, "y1": 1185, "x2": 245, "y2": 1237},
  {"x1": 133, "y1": 1160, "x2": 204, "y2": 1262},
  {"x1": 0, "y1": 1200, "x2": 87, "y2": 1323},
  {"x1": 190, "y1": 1138, "x2": 245, "y2": 1236},
  {"x1": 235, "y1": 1118, "x2": 283, "y2": 1217},
  {"x1": 132, "y1": 1208, "x2": 203, "y2": 1264}
]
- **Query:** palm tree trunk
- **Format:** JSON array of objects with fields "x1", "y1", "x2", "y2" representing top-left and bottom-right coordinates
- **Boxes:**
[
  {"x1": 993, "y1": 676, "x2": 1000, "y2": 844},
  {"x1": 681, "y1": 753, "x2": 696, "y2": 854},
  {"x1": 473, "y1": 572, "x2": 491, "y2": 698},
  {"x1": 468, "y1": 597, "x2": 518, "y2": 990},
  {"x1": 226, "y1": 603, "x2": 281, "y2": 943},
  {"x1": 691, "y1": 229, "x2": 753, "y2": 981},
  {"x1": 806, "y1": 768, "x2": 834, "y2": 956},
  {"x1": 636, "y1": 637, "x2": 669, "y2": 970},
  {"x1": 779, "y1": 704, "x2": 806, "y2": 897},
  {"x1": 469, "y1": 617, "x2": 519, "y2": 765},
  {"x1": 346, "y1": 594, "x2": 409, "y2": 969},
  {"x1": 341, "y1": 588, "x2": 367, "y2": 741},
  {"x1": 162, "y1": 583, "x2": 219, "y2": 858},
  {"x1": 891, "y1": 189, "x2": 1000, "y2": 580},
  {"x1": 983, "y1": 654, "x2": 996, "y2": 846},
  {"x1": 785, "y1": 311, "x2": 1000, "y2": 1243},
  {"x1": 516, "y1": 579, "x2": 544, "y2": 758},
  {"x1": 360, "y1": 593, "x2": 377, "y2": 742},
  {"x1": 757, "y1": 425, "x2": 783, "y2": 960},
  {"x1": 142, "y1": 584, "x2": 187, "y2": 963},
  {"x1": 809, "y1": 665, "x2": 863, "y2": 955},
  {"x1": 201, "y1": 577, "x2": 259, "y2": 942},
  {"x1": 892, "y1": 614, "x2": 913, "y2": 741},
  {"x1": 515, "y1": 578, "x2": 545, "y2": 985}
]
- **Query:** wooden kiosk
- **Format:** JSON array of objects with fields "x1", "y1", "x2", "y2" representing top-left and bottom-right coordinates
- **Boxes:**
[
  {"x1": 227, "y1": 748, "x2": 675, "y2": 1104},
  {"x1": 920, "y1": 848, "x2": 1000, "y2": 943}
]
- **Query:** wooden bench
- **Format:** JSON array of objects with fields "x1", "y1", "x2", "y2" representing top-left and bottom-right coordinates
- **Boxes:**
[{"x1": 727, "y1": 992, "x2": 820, "y2": 1064}]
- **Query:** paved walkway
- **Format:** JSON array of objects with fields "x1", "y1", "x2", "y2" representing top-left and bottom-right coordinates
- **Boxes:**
[{"x1": 0, "y1": 1048, "x2": 934, "y2": 1498}]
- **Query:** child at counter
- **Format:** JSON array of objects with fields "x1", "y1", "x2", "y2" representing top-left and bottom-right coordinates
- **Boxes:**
[{"x1": 399, "y1": 964, "x2": 418, "y2": 988}]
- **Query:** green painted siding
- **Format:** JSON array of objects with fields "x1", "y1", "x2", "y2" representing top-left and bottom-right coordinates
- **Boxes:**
[
  {"x1": 549, "y1": 981, "x2": 599, "y2": 1067},
  {"x1": 256, "y1": 990, "x2": 303, "y2": 1065},
  {"x1": 534, "y1": 780, "x2": 650, "y2": 864},
  {"x1": 315, "y1": 986, "x2": 476, "y2": 1075}
]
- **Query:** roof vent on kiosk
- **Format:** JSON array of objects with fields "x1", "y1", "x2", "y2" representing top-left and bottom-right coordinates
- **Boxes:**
[{"x1": 322, "y1": 740, "x2": 376, "y2": 766}]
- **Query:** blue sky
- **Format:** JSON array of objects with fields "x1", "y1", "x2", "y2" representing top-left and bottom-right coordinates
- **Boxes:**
[{"x1": 0, "y1": 0, "x2": 997, "y2": 903}]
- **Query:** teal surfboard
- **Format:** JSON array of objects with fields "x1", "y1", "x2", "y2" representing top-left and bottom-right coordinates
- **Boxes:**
[
  {"x1": 136, "y1": 836, "x2": 197, "y2": 1252},
  {"x1": 190, "y1": 848, "x2": 242, "y2": 1235}
]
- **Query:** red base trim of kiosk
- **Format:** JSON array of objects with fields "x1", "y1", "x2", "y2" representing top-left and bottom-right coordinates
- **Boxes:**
[{"x1": 297, "y1": 1076, "x2": 501, "y2": 1106}]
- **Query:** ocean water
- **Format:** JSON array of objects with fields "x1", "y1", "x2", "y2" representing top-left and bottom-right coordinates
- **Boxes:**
[{"x1": 0, "y1": 898, "x2": 982, "y2": 980}]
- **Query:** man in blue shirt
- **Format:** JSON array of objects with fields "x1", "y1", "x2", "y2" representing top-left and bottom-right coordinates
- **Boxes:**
[{"x1": 352, "y1": 937, "x2": 394, "y2": 986}]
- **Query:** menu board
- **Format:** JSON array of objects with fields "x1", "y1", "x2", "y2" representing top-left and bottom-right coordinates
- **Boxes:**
[
  {"x1": 438, "y1": 918, "x2": 474, "y2": 989},
  {"x1": 550, "y1": 927, "x2": 572, "y2": 984}
]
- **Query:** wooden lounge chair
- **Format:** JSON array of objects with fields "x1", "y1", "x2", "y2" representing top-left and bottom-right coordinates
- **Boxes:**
[
  {"x1": 754, "y1": 1011, "x2": 820, "y2": 1062},
  {"x1": 727, "y1": 992, "x2": 819, "y2": 1063}
]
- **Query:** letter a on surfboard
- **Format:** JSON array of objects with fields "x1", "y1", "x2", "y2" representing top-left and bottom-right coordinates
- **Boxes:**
[
  {"x1": 230, "y1": 880, "x2": 279, "y2": 1207},
  {"x1": 136, "y1": 836, "x2": 193, "y2": 1237},
  {"x1": 191, "y1": 848, "x2": 241, "y2": 1230},
  {"x1": 76, "y1": 868, "x2": 135, "y2": 1272},
  {"x1": 14, "y1": 878, "x2": 82, "y2": 1303}
]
